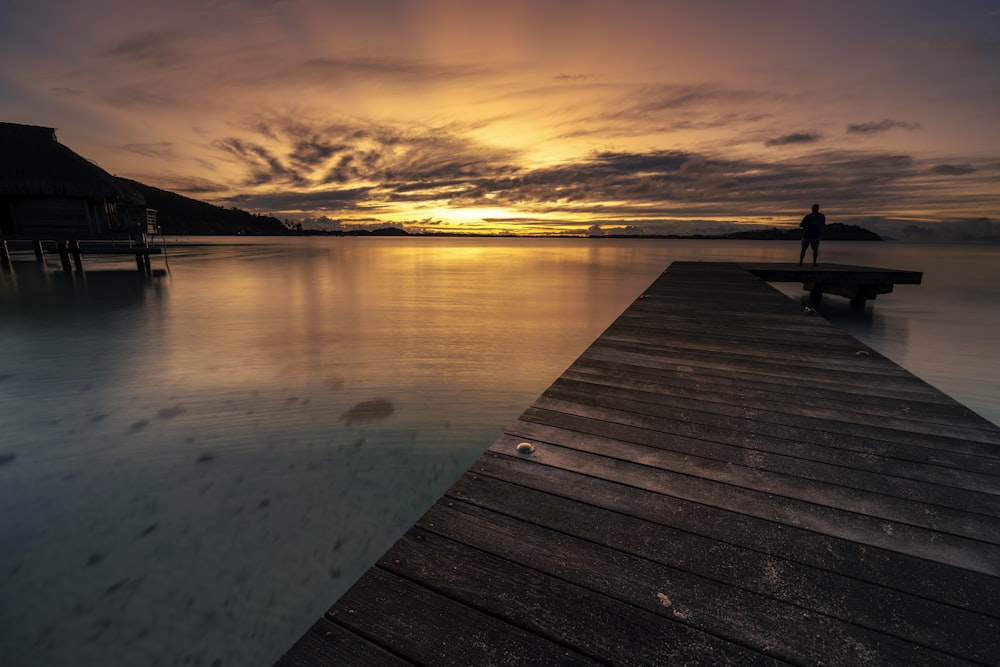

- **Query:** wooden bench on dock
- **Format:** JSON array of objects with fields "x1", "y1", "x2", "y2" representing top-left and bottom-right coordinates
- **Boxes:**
[{"x1": 277, "y1": 262, "x2": 997, "y2": 666}]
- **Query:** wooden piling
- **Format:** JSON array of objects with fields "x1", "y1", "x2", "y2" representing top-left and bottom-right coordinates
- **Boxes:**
[
  {"x1": 40, "y1": 240, "x2": 164, "y2": 273},
  {"x1": 70, "y1": 240, "x2": 83, "y2": 271},
  {"x1": 58, "y1": 241, "x2": 72, "y2": 272}
]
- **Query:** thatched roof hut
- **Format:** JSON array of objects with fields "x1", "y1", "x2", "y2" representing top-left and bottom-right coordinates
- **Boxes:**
[{"x1": 1, "y1": 122, "x2": 146, "y2": 238}]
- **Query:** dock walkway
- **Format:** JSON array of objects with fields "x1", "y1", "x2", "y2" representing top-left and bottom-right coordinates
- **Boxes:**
[{"x1": 278, "y1": 262, "x2": 999, "y2": 666}]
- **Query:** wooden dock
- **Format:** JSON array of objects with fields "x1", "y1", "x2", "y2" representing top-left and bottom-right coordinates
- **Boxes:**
[
  {"x1": 1, "y1": 238, "x2": 164, "y2": 272},
  {"x1": 277, "y1": 262, "x2": 999, "y2": 666}
]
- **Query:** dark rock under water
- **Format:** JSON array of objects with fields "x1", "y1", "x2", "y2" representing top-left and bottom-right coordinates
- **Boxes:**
[{"x1": 340, "y1": 398, "x2": 395, "y2": 425}]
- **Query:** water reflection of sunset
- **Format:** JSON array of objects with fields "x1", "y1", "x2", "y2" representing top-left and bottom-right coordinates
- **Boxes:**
[{"x1": 155, "y1": 240, "x2": 637, "y2": 396}]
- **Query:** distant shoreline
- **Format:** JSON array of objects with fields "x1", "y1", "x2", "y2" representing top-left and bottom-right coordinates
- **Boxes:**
[
  {"x1": 125, "y1": 178, "x2": 887, "y2": 241},
  {"x1": 277, "y1": 222, "x2": 883, "y2": 241}
]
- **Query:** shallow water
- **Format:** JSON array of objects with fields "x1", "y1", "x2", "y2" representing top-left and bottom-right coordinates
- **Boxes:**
[{"x1": 1, "y1": 237, "x2": 997, "y2": 666}]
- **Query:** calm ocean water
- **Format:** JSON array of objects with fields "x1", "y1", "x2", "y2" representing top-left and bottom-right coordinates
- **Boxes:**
[{"x1": 1, "y1": 237, "x2": 998, "y2": 666}]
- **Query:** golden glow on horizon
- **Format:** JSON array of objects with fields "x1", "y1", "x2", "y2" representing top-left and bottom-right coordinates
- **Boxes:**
[
  {"x1": 7, "y1": 1, "x2": 995, "y2": 239},
  {"x1": 422, "y1": 206, "x2": 517, "y2": 224}
]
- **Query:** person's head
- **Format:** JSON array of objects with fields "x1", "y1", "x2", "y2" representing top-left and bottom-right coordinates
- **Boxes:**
[{"x1": 812, "y1": 204, "x2": 820, "y2": 212}]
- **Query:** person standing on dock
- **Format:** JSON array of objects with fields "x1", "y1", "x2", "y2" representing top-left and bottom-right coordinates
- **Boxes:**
[{"x1": 799, "y1": 204, "x2": 826, "y2": 266}]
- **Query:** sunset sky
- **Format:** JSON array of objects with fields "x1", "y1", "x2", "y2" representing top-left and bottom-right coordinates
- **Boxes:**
[{"x1": 2, "y1": 0, "x2": 998, "y2": 237}]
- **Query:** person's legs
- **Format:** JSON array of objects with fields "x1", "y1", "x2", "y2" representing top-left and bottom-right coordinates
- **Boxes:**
[
  {"x1": 809, "y1": 238, "x2": 820, "y2": 266},
  {"x1": 799, "y1": 238, "x2": 808, "y2": 265}
]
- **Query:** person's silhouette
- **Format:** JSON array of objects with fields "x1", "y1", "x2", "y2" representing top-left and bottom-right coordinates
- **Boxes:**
[{"x1": 799, "y1": 204, "x2": 826, "y2": 266}]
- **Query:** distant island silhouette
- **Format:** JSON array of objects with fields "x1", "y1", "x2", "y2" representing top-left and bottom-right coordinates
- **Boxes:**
[
  {"x1": 594, "y1": 223, "x2": 881, "y2": 241},
  {"x1": 127, "y1": 179, "x2": 881, "y2": 240}
]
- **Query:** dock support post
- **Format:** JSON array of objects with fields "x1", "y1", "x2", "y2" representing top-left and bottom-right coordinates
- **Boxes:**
[
  {"x1": 134, "y1": 228, "x2": 152, "y2": 273},
  {"x1": 135, "y1": 249, "x2": 152, "y2": 273},
  {"x1": 0, "y1": 240, "x2": 10, "y2": 271},
  {"x1": 59, "y1": 241, "x2": 72, "y2": 272},
  {"x1": 70, "y1": 240, "x2": 84, "y2": 272},
  {"x1": 33, "y1": 239, "x2": 44, "y2": 262}
]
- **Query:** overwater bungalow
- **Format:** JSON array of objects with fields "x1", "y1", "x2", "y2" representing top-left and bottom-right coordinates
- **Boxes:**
[{"x1": 0, "y1": 121, "x2": 155, "y2": 240}]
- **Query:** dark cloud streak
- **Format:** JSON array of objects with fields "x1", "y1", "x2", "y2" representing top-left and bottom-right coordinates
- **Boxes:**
[
  {"x1": 215, "y1": 136, "x2": 309, "y2": 187},
  {"x1": 765, "y1": 132, "x2": 821, "y2": 146},
  {"x1": 303, "y1": 56, "x2": 489, "y2": 82},
  {"x1": 101, "y1": 27, "x2": 192, "y2": 70},
  {"x1": 847, "y1": 119, "x2": 921, "y2": 134},
  {"x1": 930, "y1": 163, "x2": 976, "y2": 175},
  {"x1": 120, "y1": 142, "x2": 177, "y2": 159}
]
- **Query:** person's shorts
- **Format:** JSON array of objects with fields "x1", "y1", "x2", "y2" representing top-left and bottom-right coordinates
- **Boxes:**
[{"x1": 801, "y1": 236, "x2": 820, "y2": 251}]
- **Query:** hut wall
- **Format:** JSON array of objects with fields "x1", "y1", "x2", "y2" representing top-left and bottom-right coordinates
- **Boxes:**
[
  {"x1": 9, "y1": 197, "x2": 110, "y2": 238},
  {"x1": 0, "y1": 200, "x2": 14, "y2": 235}
]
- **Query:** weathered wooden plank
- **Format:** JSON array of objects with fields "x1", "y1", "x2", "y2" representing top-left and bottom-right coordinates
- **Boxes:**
[
  {"x1": 578, "y1": 345, "x2": 947, "y2": 404},
  {"x1": 457, "y1": 456, "x2": 1000, "y2": 619},
  {"x1": 584, "y1": 338, "x2": 930, "y2": 389},
  {"x1": 274, "y1": 617, "x2": 414, "y2": 666},
  {"x1": 380, "y1": 529, "x2": 784, "y2": 665},
  {"x1": 487, "y1": 433, "x2": 1000, "y2": 562},
  {"x1": 326, "y1": 569, "x2": 601, "y2": 665},
  {"x1": 484, "y1": 435, "x2": 1000, "y2": 573},
  {"x1": 602, "y1": 319, "x2": 885, "y2": 356},
  {"x1": 587, "y1": 338, "x2": 917, "y2": 384},
  {"x1": 413, "y1": 497, "x2": 983, "y2": 666},
  {"x1": 526, "y1": 394, "x2": 1000, "y2": 469},
  {"x1": 561, "y1": 360, "x2": 992, "y2": 431},
  {"x1": 508, "y1": 413, "x2": 1000, "y2": 513},
  {"x1": 431, "y1": 479, "x2": 999, "y2": 664},
  {"x1": 564, "y1": 359, "x2": 982, "y2": 438},
  {"x1": 541, "y1": 377, "x2": 1000, "y2": 449},
  {"x1": 517, "y1": 407, "x2": 998, "y2": 496},
  {"x1": 596, "y1": 326, "x2": 915, "y2": 378}
]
